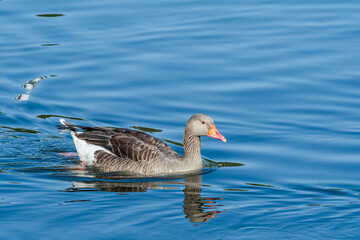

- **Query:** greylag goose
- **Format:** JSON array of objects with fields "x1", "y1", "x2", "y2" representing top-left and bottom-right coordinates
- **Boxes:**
[{"x1": 58, "y1": 114, "x2": 226, "y2": 176}]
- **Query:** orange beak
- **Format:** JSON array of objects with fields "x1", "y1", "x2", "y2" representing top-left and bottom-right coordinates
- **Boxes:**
[{"x1": 207, "y1": 124, "x2": 227, "y2": 142}]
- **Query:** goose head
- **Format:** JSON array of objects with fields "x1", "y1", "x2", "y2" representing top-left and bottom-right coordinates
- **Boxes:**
[{"x1": 186, "y1": 113, "x2": 226, "y2": 142}]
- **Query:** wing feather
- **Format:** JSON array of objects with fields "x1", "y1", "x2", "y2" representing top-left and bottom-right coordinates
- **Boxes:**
[
  {"x1": 110, "y1": 135, "x2": 164, "y2": 162},
  {"x1": 58, "y1": 123, "x2": 181, "y2": 165}
]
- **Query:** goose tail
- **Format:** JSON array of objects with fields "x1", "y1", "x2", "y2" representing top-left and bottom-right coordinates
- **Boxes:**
[{"x1": 58, "y1": 118, "x2": 96, "y2": 164}]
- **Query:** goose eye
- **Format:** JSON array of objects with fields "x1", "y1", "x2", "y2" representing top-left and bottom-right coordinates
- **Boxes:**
[{"x1": 202, "y1": 121, "x2": 206, "y2": 124}]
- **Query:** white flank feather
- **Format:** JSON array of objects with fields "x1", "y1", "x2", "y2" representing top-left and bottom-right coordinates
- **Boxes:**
[{"x1": 59, "y1": 118, "x2": 113, "y2": 164}]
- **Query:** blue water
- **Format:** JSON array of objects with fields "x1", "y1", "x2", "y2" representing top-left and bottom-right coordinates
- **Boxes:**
[{"x1": 1, "y1": 0, "x2": 360, "y2": 239}]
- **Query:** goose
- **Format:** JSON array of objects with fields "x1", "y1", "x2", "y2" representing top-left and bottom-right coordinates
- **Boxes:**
[{"x1": 58, "y1": 114, "x2": 226, "y2": 176}]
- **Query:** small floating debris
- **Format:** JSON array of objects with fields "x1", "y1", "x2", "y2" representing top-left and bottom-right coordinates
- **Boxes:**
[
  {"x1": 16, "y1": 76, "x2": 47, "y2": 101},
  {"x1": 23, "y1": 76, "x2": 46, "y2": 91},
  {"x1": 15, "y1": 94, "x2": 30, "y2": 101}
]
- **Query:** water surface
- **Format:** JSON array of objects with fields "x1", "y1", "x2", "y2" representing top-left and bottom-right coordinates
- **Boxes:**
[{"x1": 1, "y1": 0, "x2": 360, "y2": 239}]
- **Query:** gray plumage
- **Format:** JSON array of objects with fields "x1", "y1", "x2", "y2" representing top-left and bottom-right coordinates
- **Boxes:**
[{"x1": 58, "y1": 114, "x2": 225, "y2": 176}]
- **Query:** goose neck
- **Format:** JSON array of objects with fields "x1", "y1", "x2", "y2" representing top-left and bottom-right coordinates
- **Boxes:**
[{"x1": 183, "y1": 129, "x2": 201, "y2": 162}]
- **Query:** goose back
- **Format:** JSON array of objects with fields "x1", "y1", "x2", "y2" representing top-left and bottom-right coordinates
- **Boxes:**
[{"x1": 58, "y1": 122, "x2": 183, "y2": 174}]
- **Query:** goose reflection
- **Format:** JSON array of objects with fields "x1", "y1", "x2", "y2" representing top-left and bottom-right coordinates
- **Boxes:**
[
  {"x1": 65, "y1": 172, "x2": 225, "y2": 223},
  {"x1": 182, "y1": 175, "x2": 225, "y2": 222}
]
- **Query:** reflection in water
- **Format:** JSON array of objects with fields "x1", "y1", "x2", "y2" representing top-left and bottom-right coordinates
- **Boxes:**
[
  {"x1": 36, "y1": 14, "x2": 65, "y2": 17},
  {"x1": 41, "y1": 44, "x2": 60, "y2": 46},
  {"x1": 204, "y1": 158, "x2": 244, "y2": 168},
  {"x1": 16, "y1": 76, "x2": 47, "y2": 101},
  {"x1": 130, "y1": 126, "x2": 163, "y2": 133},
  {"x1": 245, "y1": 182, "x2": 275, "y2": 188},
  {"x1": 64, "y1": 171, "x2": 225, "y2": 223},
  {"x1": 182, "y1": 175, "x2": 225, "y2": 223},
  {"x1": 1, "y1": 126, "x2": 41, "y2": 134},
  {"x1": 37, "y1": 114, "x2": 86, "y2": 121}
]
